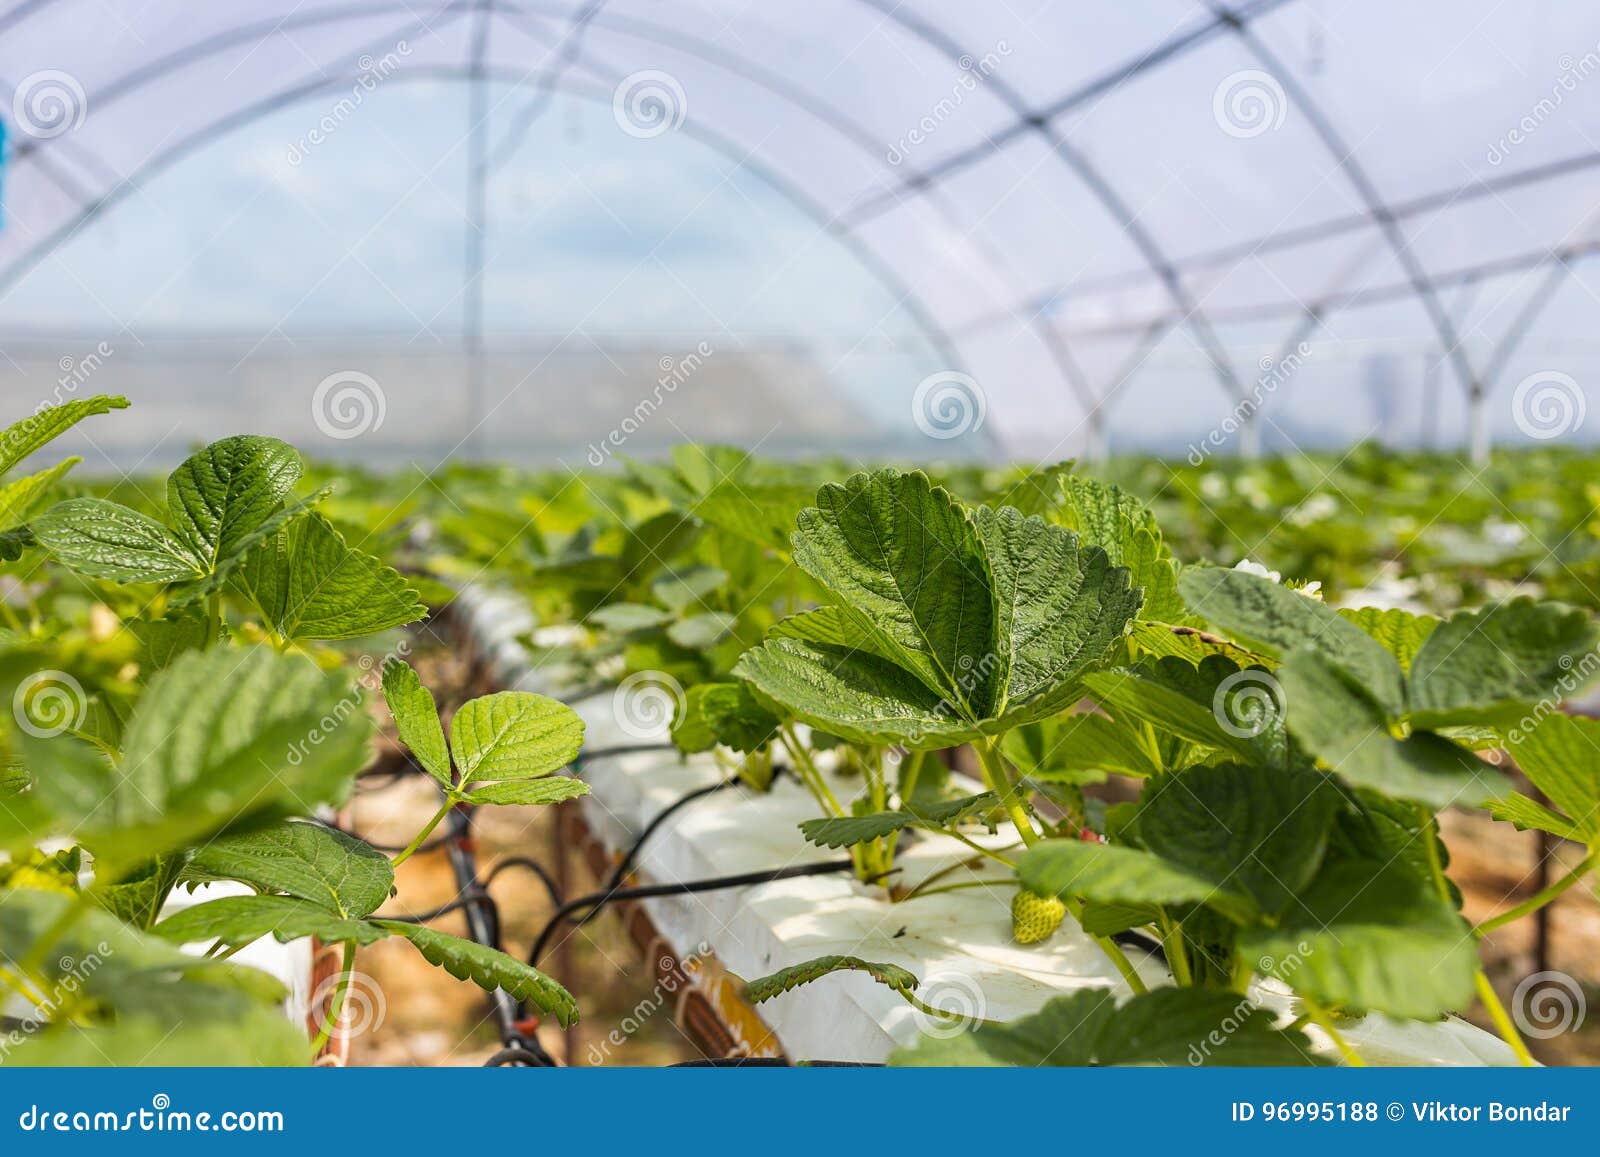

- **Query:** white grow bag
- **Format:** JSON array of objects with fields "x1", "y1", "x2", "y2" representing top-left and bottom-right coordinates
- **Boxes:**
[{"x1": 456, "y1": 585, "x2": 1516, "y2": 1066}]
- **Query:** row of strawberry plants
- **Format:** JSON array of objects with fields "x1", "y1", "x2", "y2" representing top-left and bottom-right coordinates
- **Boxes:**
[
  {"x1": 439, "y1": 445, "x2": 1599, "y2": 1066},
  {"x1": 0, "y1": 399, "x2": 595, "y2": 1064}
]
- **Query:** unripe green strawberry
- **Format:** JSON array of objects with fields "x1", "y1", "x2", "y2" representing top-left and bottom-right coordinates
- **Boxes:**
[{"x1": 1011, "y1": 889, "x2": 1066, "y2": 945}]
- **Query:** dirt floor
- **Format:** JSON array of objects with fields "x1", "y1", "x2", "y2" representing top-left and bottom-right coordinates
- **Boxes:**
[{"x1": 338, "y1": 623, "x2": 1599, "y2": 1068}]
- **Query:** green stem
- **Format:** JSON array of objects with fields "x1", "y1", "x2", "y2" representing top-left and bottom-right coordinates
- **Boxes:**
[
  {"x1": 975, "y1": 738, "x2": 1040, "y2": 847},
  {"x1": 205, "y1": 592, "x2": 223, "y2": 648},
  {"x1": 18, "y1": 887, "x2": 96, "y2": 979},
  {"x1": 942, "y1": 827, "x2": 1019, "y2": 868},
  {"x1": 392, "y1": 800, "x2": 453, "y2": 867},
  {"x1": 1417, "y1": 803, "x2": 1453, "y2": 905},
  {"x1": 1475, "y1": 970, "x2": 1537, "y2": 1067},
  {"x1": 897, "y1": 988, "x2": 1003, "y2": 1028},
  {"x1": 1063, "y1": 897, "x2": 1146, "y2": 995},
  {"x1": 1160, "y1": 913, "x2": 1194, "y2": 986},
  {"x1": 1299, "y1": 992, "x2": 1365, "y2": 1066},
  {"x1": 1094, "y1": 934, "x2": 1149, "y2": 996},
  {"x1": 1475, "y1": 851, "x2": 1598, "y2": 936},
  {"x1": 309, "y1": 941, "x2": 358, "y2": 1059},
  {"x1": 780, "y1": 728, "x2": 845, "y2": 817},
  {"x1": 900, "y1": 878, "x2": 1010, "y2": 901}
]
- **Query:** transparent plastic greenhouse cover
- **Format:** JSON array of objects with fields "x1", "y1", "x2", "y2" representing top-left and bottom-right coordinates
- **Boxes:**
[{"x1": 3, "y1": 0, "x2": 1600, "y2": 458}]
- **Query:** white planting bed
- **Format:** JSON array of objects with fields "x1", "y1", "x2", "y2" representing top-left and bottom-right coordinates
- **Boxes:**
[{"x1": 455, "y1": 585, "x2": 1516, "y2": 1066}]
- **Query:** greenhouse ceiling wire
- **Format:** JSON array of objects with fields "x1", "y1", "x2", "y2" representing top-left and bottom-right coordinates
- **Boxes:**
[{"x1": 2, "y1": 0, "x2": 1599, "y2": 453}]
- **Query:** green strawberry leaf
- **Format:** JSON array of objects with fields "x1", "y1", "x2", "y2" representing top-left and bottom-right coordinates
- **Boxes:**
[
  {"x1": 449, "y1": 691, "x2": 585, "y2": 788},
  {"x1": 1338, "y1": 606, "x2": 1439, "y2": 675},
  {"x1": 239, "y1": 512, "x2": 426, "y2": 641},
  {"x1": 0, "y1": 459, "x2": 78, "y2": 529},
  {"x1": 1017, "y1": 840, "x2": 1253, "y2": 923},
  {"x1": 17, "y1": 646, "x2": 375, "y2": 870},
  {"x1": 371, "y1": 921, "x2": 578, "y2": 1028},
  {"x1": 459, "y1": 778, "x2": 590, "y2": 806},
  {"x1": 154, "y1": 893, "x2": 392, "y2": 947},
  {"x1": 799, "y1": 791, "x2": 997, "y2": 849},
  {"x1": 1130, "y1": 763, "x2": 1341, "y2": 919},
  {"x1": 1240, "y1": 860, "x2": 1478, "y2": 1019},
  {"x1": 735, "y1": 635, "x2": 977, "y2": 750},
  {"x1": 698, "y1": 681, "x2": 780, "y2": 753},
  {"x1": 32, "y1": 498, "x2": 206, "y2": 583},
  {"x1": 1180, "y1": 567, "x2": 1405, "y2": 714},
  {"x1": 166, "y1": 435, "x2": 304, "y2": 569},
  {"x1": 1408, "y1": 599, "x2": 1600, "y2": 726},
  {"x1": 382, "y1": 659, "x2": 452, "y2": 786},
  {"x1": 742, "y1": 954, "x2": 919, "y2": 1004},
  {"x1": 1278, "y1": 648, "x2": 1508, "y2": 810},
  {"x1": 791, "y1": 469, "x2": 997, "y2": 711},
  {"x1": 893, "y1": 987, "x2": 1326, "y2": 1067},
  {"x1": 184, "y1": 820, "x2": 395, "y2": 918},
  {"x1": 1502, "y1": 713, "x2": 1600, "y2": 843},
  {"x1": 0, "y1": 394, "x2": 129, "y2": 478},
  {"x1": 589, "y1": 603, "x2": 674, "y2": 633}
]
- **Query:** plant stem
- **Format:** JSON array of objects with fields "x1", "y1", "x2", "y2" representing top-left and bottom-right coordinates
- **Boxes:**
[
  {"x1": 0, "y1": 962, "x2": 47, "y2": 1006},
  {"x1": 1475, "y1": 970, "x2": 1537, "y2": 1067},
  {"x1": 1475, "y1": 851, "x2": 1598, "y2": 936},
  {"x1": 975, "y1": 738, "x2": 1040, "y2": 847},
  {"x1": 942, "y1": 828, "x2": 1019, "y2": 868},
  {"x1": 1094, "y1": 934, "x2": 1148, "y2": 996},
  {"x1": 1299, "y1": 992, "x2": 1365, "y2": 1066},
  {"x1": 309, "y1": 941, "x2": 358, "y2": 1059},
  {"x1": 205, "y1": 592, "x2": 223, "y2": 647},
  {"x1": 1160, "y1": 914, "x2": 1194, "y2": 986},
  {"x1": 900, "y1": 878, "x2": 1010, "y2": 901},
  {"x1": 1416, "y1": 803, "x2": 1453, "y2": 905},
  {"x1": 18, "y1": 886, "x2": 96, "y2": 979},
  {"x1": 780, "y1": 728, "x2": 845, "y2": 817},
  {"x1": 392, "y1": 799, "x2": 453, "y2": 867}
]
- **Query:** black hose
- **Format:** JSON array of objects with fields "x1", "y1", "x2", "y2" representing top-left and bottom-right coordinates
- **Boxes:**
[{"x1": 526, "y1": 859, "x2": 861, "y2": 969}]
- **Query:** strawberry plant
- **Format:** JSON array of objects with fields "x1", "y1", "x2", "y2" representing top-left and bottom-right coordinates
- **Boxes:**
[{"x1": 1, "y1": 401, "x2": 590, "y2": 1065}]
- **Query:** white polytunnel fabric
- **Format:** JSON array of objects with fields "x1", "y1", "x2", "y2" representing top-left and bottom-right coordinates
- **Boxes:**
[{"x1": 1, "y1": 0, "x2": 1599, "y2": 460}]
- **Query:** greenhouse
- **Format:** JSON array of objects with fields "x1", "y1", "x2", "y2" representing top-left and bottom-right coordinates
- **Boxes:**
[{"x1": 1, "y1": 0, "x2": 1598, "y2": 1108}]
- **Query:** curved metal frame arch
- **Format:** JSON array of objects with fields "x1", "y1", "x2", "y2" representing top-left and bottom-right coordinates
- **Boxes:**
[
  {"x1": 853, "y1": 0, "x2": 1244, "y2": 410},
  {"x1": 1207, "y1": 2, "x2": 1481, "y2": 403},
  {"x1": 485, "y1": 0, "x2": 1100, "y2": 417},
  {"x1": 0, "y1": 65, "x2": 983, "y2": 445}
]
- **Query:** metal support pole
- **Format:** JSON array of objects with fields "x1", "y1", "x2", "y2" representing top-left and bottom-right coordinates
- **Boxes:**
[
  {"x1": 1468, "y1": 388, "x2": 1490, "y2": 464},
  {"x1": 462, "y1": 0, "x2": 492, "y2": 458}
]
